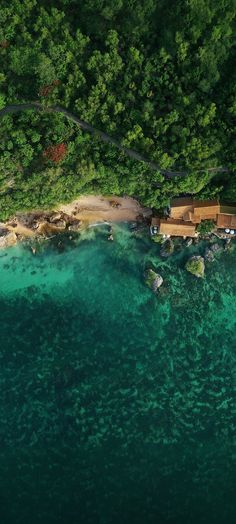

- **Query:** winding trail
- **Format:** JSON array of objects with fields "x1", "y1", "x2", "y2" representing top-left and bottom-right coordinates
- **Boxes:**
[{"x1": 0, "y1": 102, "x2": 229, "y2": 178}]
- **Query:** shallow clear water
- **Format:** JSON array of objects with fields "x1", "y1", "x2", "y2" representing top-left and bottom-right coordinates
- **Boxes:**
[{"x1": 0, "y1": 225, "x2": 235, "y2": 524}]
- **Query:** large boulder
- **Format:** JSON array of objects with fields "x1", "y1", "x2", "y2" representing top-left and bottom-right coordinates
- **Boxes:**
[
  {"x1": 185, "y1": 256, "x2": 205, "y2": 278},
  {"x1": 49, "y1": 213, "x2": 63, "y2": 223},
  {"x1": 68, "y1": 221, "x2": 81, "y2": 231},
  {"x1": 50, "y1": 219, "x2": 67, "y2": 229},
  {"x1": 160, "y1": 239, "x2": 174, "y2": 257},
  {"x1": 145, "y1": 269, "x2": 163, "y2": 292},
  {"x1": 0, "y1": 229, "x2": 17, "y2": 248}
]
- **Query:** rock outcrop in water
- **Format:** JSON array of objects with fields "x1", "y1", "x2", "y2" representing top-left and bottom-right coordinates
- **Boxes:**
[
  {"x1": 0, "y1": 228, "x2": 17, "y2": 248},
  {"x1": 8, "y1": 212, "x2": 82, "y2": 238},
  {"x1": 145, "y1": 269, "x2": 163, "y2": 292},
  {"x1": 49, "y1": 218, "x2": 67, "y2": 229},
  {"x1": 185, "y1": 255, "x2": 205, "y2": 278},
  {"x1": 160, "y1": 239, "x2": 174, "y2": 257},
  {"x1": 204, "y1": 242, "x2": 224, "y2": 262},
  {"x1": 68, "y1": 222, "x2": 82, "y2": 232},
  {"x1": 204, "y1": 248, "x2": 215, "y2": 262},
  {"x1": 210, "y1": 242, "x2": 223, "y2": 254},
  {"x1": 185, "y1": 238, "x2": 193, "y2": 247}
]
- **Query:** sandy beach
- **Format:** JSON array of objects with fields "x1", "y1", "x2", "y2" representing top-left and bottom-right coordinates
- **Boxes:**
[
  {"x1": 57, "y1": 195, "x2": 151, "y2": 226},
  {"x1": 2, "y1": 195, "x2": 152, "y2": 242}
]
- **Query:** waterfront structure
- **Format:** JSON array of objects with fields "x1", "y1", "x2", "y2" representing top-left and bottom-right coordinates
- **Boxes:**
[{"x1": 151, "y1": 198, "x2": 236, "y2": 238}]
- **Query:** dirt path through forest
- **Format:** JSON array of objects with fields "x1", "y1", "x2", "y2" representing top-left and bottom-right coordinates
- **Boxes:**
[{"x1": 0, "y1": 103, "x2": 228, "y2": 179}]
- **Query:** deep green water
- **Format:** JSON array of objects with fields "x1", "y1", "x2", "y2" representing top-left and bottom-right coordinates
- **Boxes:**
[{"x1": 0, "y1": 225, "x2": 235, "y2": 524}]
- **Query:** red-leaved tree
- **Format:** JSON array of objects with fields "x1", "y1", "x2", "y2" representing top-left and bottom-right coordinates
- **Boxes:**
[
  {"x1": 39, "y1": 85, "x2": 54, "y2": 97},
  {"x1": 38, "y1": 80, "x2": 60, "y2": 97},
  {"x1": 43, "y1": 143, "x2": 67, "y2": 163}
]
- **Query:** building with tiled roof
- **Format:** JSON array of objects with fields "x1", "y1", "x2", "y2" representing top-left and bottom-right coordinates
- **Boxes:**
[{"x1": 151, "y1": 198, "x2": 236, "y2": 238}]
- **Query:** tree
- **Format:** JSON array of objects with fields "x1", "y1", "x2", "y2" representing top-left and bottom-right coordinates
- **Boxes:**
[
  {"x1": 0, "y1": 93, "x2": 6, "y2": 109},
  {"x1": 43, "y1": 143, "x2": 67, "y2": 163},
  {"x1": 0, "y1": 0, "x2": 235, "y2": 219}
]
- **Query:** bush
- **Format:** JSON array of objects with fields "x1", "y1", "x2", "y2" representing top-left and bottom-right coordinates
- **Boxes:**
[
  {"x1": 196, "y1": 220, "x2": 215, "y2": 235},
  {"x1": 151, "y1": 234, "x2": 163, "y2": 243}
]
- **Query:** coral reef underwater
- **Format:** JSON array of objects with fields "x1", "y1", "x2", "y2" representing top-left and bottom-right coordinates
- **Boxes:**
[{"x1": 0, "y1": 225, "x2": 235, "y2": 524}]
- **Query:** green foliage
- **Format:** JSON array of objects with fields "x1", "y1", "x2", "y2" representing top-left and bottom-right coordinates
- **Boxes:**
[
  {"x1": 151, "y1": 234, "x2": 163, "y2": 243},
  {"x1": 0, "y1": 0, "x2": 235, "y2": 219},
  {"x1": 196, "y1": 220, "x2": 215, "y2": 235}
]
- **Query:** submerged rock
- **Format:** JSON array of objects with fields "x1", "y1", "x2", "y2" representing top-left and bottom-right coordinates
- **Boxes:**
[
  {"x1": 204, "y1": 248, "x2": 215, "y2": 262},
  {"x1": 185, "y1": 238, "x2": 193, "y2": 247},
  {"x1": 185, "y1": 256, "x2": 205, "y2": 278},
  {"x1": 210, "y1": 242, "x2": 223, "y2": 253},
  {"x1": 0, "y1": 229, "x2": 17, "y2": 248},
  {"x1": 129, "y1": 222, "x2": 138, "y2": 230},
  {"x1": 224, "y1": 238, "x2": 232, "y2": 251},
  {"x1": 160, "y1": 239, "x2": 174, "y2": 257},
  {"x1": 145, "y1": 269, "x2": 163, "y2": 292}
]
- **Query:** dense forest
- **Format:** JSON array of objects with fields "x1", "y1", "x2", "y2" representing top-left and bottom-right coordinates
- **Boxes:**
[{"x1": 0, "y1": 0, "x2": 235, "y2": 220}]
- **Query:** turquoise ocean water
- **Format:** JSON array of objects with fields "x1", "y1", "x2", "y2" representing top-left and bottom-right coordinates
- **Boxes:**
[{"x1": 0, "y1": 224, "x2": 235, "y2": 524}]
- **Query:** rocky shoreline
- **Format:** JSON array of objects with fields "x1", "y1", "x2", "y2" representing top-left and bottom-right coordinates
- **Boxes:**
[
  {"x1": 1, "y1": 198, "x2": 235, "y2": 296},
  {"x1": 0, "y1": 211, "x2": 82, "y2": 248},
  {"x1": 0, "y1": 195, "x2": 152, "y2": 248}
]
